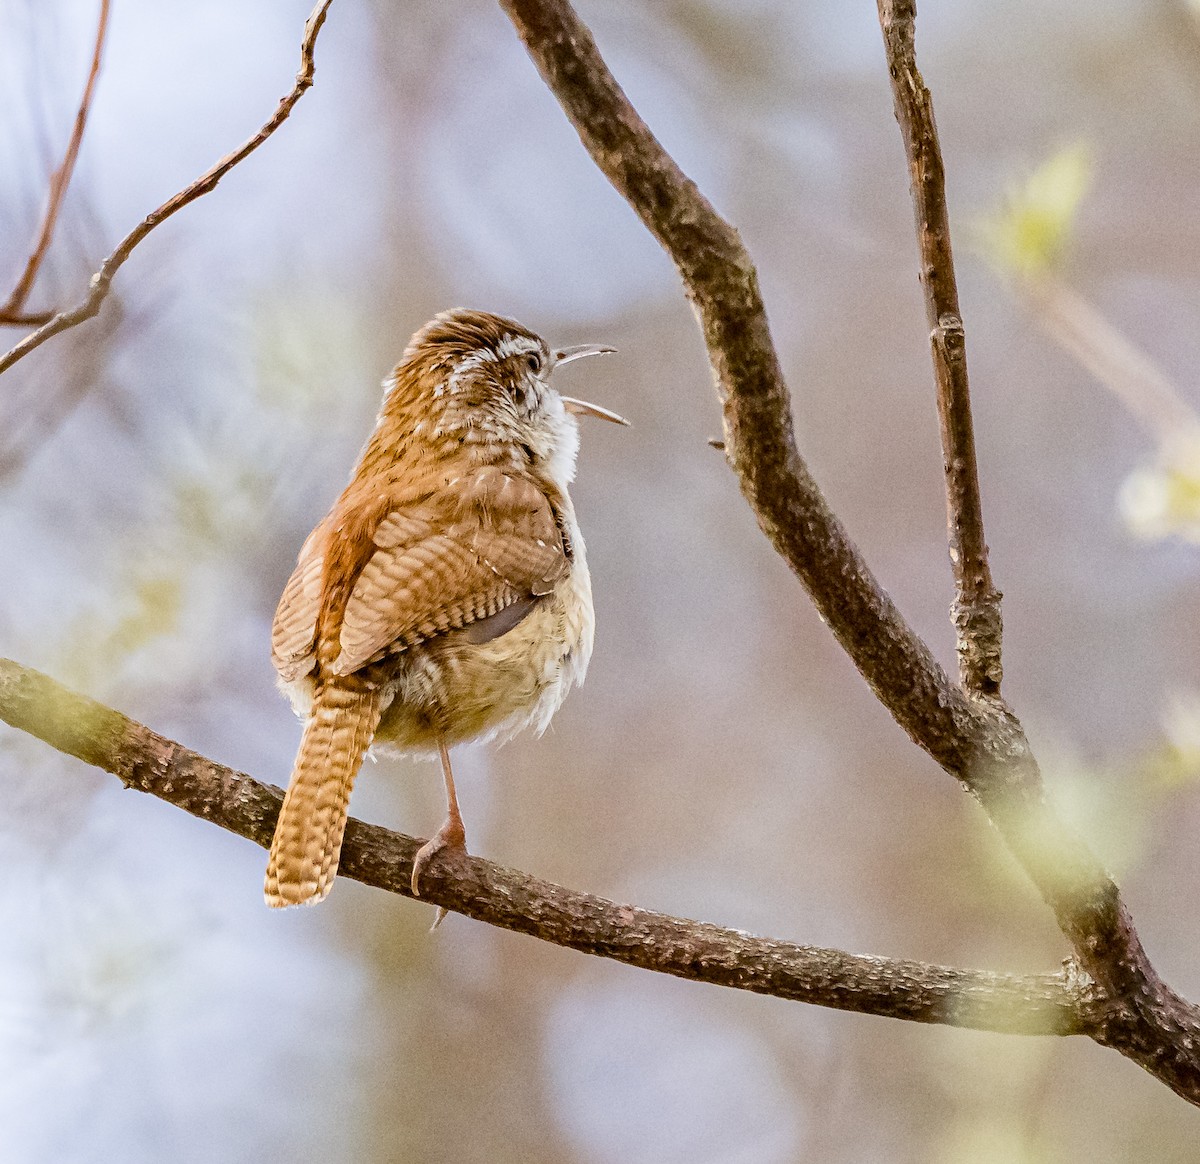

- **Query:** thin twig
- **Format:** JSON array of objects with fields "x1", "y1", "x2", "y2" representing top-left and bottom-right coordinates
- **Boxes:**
[
  {"x1": 0, "y1": 0, "x2": 1196, "y2": 1109},
  {"x1": 497, "y1": 0, "x2": 1200, "y2": 1105},
  {"x1": 0, "y1": 0, "x2": 111, "y2": 327},
  {"x1": 0, "y1": 656, "x2": 1093, "y2": 1037},
  {"x1": 877, "y1": 0, "x2": 1002, "y2": 695},
  {"x1": 0, "y1": 0, "x2": 334, "y2": 377}
]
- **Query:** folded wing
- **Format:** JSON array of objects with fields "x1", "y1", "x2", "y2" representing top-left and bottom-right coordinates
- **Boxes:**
[{"x1": 331, "y1": 467, "x2": 568, "y2": 675}]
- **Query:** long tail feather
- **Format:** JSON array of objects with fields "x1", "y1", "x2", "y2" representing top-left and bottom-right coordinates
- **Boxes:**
[{"x1": 265, "y1": 682, "x2": 383, "y2": 908}]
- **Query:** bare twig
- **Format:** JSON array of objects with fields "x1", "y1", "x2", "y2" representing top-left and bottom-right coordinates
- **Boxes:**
[
  {"x1": 1, "y1": 0, "x2": 1197, "y2": 1109},
  {"x1": 0, "y1": 656, "x2": 1095, "y2": 1036},
  {"x1": 877, "y1": 0, "x2": 1002, "y2": 695},
  {"x1": 0, "y1": 0, "x2": 111, "y2": 327},
  {"x1": 0, "y1": 0, "x2": 334, "y2": 377},
  {"x1": 496, "y1": 0, "x2": 1200, "y2": 1105}
]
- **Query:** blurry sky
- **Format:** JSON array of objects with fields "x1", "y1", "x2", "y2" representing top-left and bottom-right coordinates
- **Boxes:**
[{"x1": 3, "y1": 0, "x2": 1200, "y2": 1160}]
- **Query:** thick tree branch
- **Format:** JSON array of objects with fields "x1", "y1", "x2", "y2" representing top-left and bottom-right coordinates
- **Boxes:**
[
  {"x1": 0, "y1": 0, "x2": 333, "y2": 376},
  {"x1": 496, "y1": 0, "x2": 1200, "y2": 1105},
  {"x1": 499, "y1": 0, "x2": 974, "y2": 779},
  {"x1": 2, "y1": 0, "x2": 1197, "y2": 1110},
  {"x1": 0, "y1": 656, "x2": 1093, "y2": 1036},
  {"x1": 877, "y1": 0, "x2": 1003, "y2": 695},
  {"x1": 0, "y1": 0, "x2": 110, "y2": 327}
]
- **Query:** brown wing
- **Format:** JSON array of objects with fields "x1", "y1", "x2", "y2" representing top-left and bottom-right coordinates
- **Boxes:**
[
  {"x1": 330, "y1": 468, "x2": 567, "y2": 675},
  {"x1": 271, "y1": 523, "x2": 328, "y2": 682}
]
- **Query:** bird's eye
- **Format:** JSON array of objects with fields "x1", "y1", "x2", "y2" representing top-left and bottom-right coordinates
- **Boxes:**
[{"x1": 526, "y1": 353, "x2": 543, "y2": 375}]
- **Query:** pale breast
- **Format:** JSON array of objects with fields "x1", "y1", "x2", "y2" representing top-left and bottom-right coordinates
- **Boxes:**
[{"x1": 372, "y1": 521, "x2": 594, "y2": 754}]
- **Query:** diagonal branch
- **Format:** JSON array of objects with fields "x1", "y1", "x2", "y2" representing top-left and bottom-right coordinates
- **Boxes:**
[
  {"x1": 495, "y1": 0, "x2": 1200, "y2": 1106},
  {"x1": 877, "y1": 0, "x2": 1002, "y2": 695},
  {"x1": 0, "y1": 656, "x2": 1093, "y2": 1037},
  {"x1": 0, "y1": 0, "x2": 334, "y2": 377},
  {"x1": 3, "y1": 0, "x2": 1198, "y2": 1109},
  {"x1": 499, "y1": 0, "x2": 974, "y2": 779},
  {"x1": 0, "y1": 0, "x2": 111, "y2": 327}
]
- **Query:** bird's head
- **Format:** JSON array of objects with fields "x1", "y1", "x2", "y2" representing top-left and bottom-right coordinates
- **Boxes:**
[{"x1": 379, "y1": 308, "x2": 626, "y2": 484}]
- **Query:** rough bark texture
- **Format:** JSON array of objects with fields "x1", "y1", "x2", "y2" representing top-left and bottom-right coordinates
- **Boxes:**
[
  {"x1": 877, "y1": 0, "x2": 1003, "y2": 695},
  {"x1": 498, "y1": 0, "x2": 1200, "y2": 1106},
  {"x1": 499, "y1": 0, "x2": 975, "y2": 778},
  {"x1": 1, "y1": 0, "x2": 1200, "y2": 1112},
  {"x1": 0, "y1": 657, "x2": 1090, "y2": 1036}
]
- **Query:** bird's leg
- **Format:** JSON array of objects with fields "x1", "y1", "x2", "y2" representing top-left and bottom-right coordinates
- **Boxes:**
[{"x1": 411, "y1": 736, "x2": 468, "y2": 897}]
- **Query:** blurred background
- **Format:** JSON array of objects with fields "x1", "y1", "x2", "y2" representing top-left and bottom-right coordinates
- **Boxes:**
[{"x1": 2, "y1": 0, "x2": 1200, "y2": 1159}]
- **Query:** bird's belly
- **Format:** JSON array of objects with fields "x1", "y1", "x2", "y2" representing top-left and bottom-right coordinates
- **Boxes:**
[{"x1": 373, "y1": 559, "x2": 594, "y2": 754}]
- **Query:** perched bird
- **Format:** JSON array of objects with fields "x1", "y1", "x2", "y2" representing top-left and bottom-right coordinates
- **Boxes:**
[{"x1": 265, "y1": 308, "x2": 625, "y2": 908}]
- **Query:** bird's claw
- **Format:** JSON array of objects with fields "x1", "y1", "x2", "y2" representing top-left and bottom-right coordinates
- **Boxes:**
[{"x1": 410, "y1": 817, "x2": 467, "y2": 897}]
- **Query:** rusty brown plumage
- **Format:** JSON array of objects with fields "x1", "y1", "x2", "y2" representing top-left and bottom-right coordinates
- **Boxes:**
[
  {"x1": 264, "y1": 309, "x2": 624, "y2": 908},
  {"x1": 264, "y1": 680, "x2": 383, "y2": 906}
]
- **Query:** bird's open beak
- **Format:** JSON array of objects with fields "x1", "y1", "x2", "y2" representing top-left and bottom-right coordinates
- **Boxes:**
[
  {"x1": 554, "y1": 344, "x2": 628, "y2": 426},
  {"x1": 560, "y1": 396, "x2": 630, "y2": 426},
  {"x1": 554, "y1": 343, "x2": 616, "y2": 366}
]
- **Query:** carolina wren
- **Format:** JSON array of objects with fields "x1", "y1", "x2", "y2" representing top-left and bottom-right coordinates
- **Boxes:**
[{"x1": 265, "y1": 308, "x2": 625, "y2": 908}]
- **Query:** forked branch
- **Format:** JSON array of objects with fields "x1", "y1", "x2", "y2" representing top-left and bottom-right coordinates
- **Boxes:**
[
  {"x1": 498, "y1": 0, "x2": 1200, "y2": 1105},
  {"x1": 0, "y1": 0, "x2": 334, "y2": 377},
  {"x1": 1, "y1": 0, "x2": 1199, "y2": 1111},
  {"x1": 499, "y1": 0, "x2": 975, "y2": 778}
]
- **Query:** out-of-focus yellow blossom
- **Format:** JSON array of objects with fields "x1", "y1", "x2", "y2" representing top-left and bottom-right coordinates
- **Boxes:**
[
  {"x1": 976, "y1": 145, "x2": 1092, "y2": 279},
  {"x1": 1119, "y1": 448, "x2": 1200, "y2": 544}
]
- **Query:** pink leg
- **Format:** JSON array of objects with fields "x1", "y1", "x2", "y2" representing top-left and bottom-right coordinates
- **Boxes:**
[{"x1": 410, "y1": 736, "x2": 468, "y2": 897}]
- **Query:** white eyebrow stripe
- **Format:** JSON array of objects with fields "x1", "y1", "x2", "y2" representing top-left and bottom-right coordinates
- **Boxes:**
[
  {"x1": 494, "y1": 335, "x2": 541, "y2": 360},
  {"x1": 444, "y1": 335, "x2": 544, "y2": 395}
]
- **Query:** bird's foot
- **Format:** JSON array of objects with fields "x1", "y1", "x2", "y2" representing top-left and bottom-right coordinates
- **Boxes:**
[{"x1": 411, "y1": 815, "x2": 467, "y2": 897}]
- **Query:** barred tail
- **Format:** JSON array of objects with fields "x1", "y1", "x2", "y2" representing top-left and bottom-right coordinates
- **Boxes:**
[{"x1": 265, "y1": 682, "x2": 383, "y2": 908}]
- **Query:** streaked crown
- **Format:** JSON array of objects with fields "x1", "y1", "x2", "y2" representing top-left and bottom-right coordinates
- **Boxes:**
[{"x1": 370, "y1": 308, "x2": 620, "y2": 487}]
